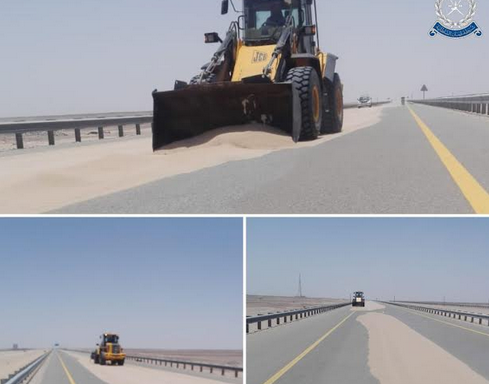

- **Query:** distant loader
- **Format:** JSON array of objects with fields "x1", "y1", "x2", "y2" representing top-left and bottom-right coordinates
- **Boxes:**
[
  {"x1": 91, "y1": 333, "x2": 126, "y2": 366},
  {"x1": 352, "y1": 291, "x2": 365, "y2": 307}
]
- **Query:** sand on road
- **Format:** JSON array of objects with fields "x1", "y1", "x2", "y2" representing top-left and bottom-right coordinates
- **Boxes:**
[
  {"x1": 63, "y1": 351, "x2": 236, "y2": 384},
  {"x1": 350, "y1": 301, "x2": 385, "y2": 312},
  {"x1": 0, "y1": 107, "x2": 384, "y2": 213},
  {"x1": 0, "y1": 350, "x2": 45, "y2": 381},
  {"x1": 357, "y1": 312, "x2": 489, "y2": 384}
]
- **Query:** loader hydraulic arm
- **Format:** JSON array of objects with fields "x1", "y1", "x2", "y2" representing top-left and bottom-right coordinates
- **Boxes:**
[
  {"x1": 198, "y1": 23, "x2": 238, "y2": 83},
  {"x1": 262, "y1": 16, "x2": 294, "y2": 78}
]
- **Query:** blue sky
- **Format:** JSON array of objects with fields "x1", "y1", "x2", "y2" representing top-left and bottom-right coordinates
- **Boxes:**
[
  {"x1": 247, "y1": 218, "x2": 489, "y2": 303},
  {"x1": 0, "y1": 218, "x2": 243, "y2": 350},
  {"x1": 0, "y1": 0, "x2": 488, "y2": 117}
]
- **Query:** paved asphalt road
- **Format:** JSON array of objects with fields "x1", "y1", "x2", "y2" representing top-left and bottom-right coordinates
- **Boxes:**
[
  {"x1": 56, "y1": 104, "x2": 489, "y2": 214},
  {"x1": 34, "y1": 351, "x2": 107, "y2": 384},
  {"x1": 246, "y1": 303, "x2": 489, "y2": 384}
]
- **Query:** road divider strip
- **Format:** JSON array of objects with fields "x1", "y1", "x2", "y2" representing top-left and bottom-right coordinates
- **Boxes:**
[
  {"x1": 407, "y1": 105, "x2": 489, "y2": 214},
  {"x1": 262, "y1": 312, "x2": 354, "y2": 384}
]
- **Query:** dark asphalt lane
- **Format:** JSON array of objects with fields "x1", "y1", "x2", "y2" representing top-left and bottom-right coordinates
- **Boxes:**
[
  {"x1": 35, "y1": 351, "x2": 108, "y2": 384},
  {"x1": 247, "y1": 306, "x2": 378, "y2": 384},
  {"x1": 55, "y1": 105, "x2": 486, "y2": 214}
]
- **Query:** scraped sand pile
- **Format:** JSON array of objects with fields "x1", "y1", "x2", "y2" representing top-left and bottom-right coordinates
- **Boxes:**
[{"x1": 358, "y1": 313, "x2": 489, "y2": 384}]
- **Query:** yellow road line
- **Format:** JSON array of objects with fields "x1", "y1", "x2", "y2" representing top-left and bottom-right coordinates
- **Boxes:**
[
  {"x1": 57, "y1": 352, "x2": 78, "y2": 384},
  {"x1": 407, "y1": 105, "x2": 489, "y2": 213},
  {"x1": 397, "y1": 305, "x2": 489, "y2": 338},
  {"x1": 262, "y1": 312, "x2": 354, "y2": 384}
]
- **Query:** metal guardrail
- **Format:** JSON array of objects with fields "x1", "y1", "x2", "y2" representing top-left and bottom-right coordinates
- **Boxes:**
[
  {"x1": 410, "y1": 93, "x2": 489, "y2": 115},
  {"x1": 344, "y1": 100, "x2": 392, "y2": 109},
  {"x1": 0, "y1": 113, "x2": 152, "y2": 149},
  {"x1": 2, "y1": 351, "x2": 50, "y2": 384},
  {"x1": 397, "y1": 300, "x2": 489, "y2": 309},
  {"x1": 384, "y1": 301, "x2": 489, "y2": 326},
  {"x1": 125, "y1": 355, "x2": 243, "y2": 378},
  {"x1": 246, "y1": 302, "x2": 350, "y2": 333},
  {"x1": 64, "y1": 349, "x2": 242, "y2": 378}
]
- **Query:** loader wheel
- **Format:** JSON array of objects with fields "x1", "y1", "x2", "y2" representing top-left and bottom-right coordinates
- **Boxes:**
[
  {"x1": 100, "y1": 355, "x2": 106, "y2": 366},
  {"x1": 189, "y1": 73, "x2": 216, "y2": 85},
  {"x1": 120, "y1": 359, "x2": 125, "y2": 366},
  {"x1": 286, "y1": 66, "x2": 322, "y2": 141},
  {"x1": 321, "y1": 73, "x2": 344, "y2": 134}
]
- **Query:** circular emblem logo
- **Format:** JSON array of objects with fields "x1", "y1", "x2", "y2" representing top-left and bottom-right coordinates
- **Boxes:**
[{"x1": 435, "y1": 0, "x2": 477, "y2": 28}]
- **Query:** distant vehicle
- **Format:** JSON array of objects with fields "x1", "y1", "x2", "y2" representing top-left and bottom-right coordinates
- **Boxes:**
[
  {"x1": 357, "y1": 95, "x2": 373, "y2": 108},
  {"x1": 352, "y1": 291, "x2": 366, "y2": 307},
  {"x1": 91, "y1": 333, "x2": 126, "y2": 366}
]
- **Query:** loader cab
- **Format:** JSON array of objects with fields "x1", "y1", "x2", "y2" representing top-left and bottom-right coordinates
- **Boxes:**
[
  {"x1": 101, "y1": 333, "x2": 119, "y2": 346},
  {"x1": 243, "y1": 0, "x2": 309, "y2": 44}
]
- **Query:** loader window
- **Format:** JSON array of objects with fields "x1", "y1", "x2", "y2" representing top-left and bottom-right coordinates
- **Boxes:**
[{"x1": 244, "y1": 0, "x2": 303, "y2": 42}]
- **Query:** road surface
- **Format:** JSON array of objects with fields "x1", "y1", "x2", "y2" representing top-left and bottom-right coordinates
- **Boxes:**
[
  {"x1": 56, "y1": 104, "x2": 489, "y2": 214},
  {"x1": 247, "y1": 301, "x2": 489, "y2": 384},
  {"x1": 30, "y1": 350, "x2": 238, "y2": 384}
]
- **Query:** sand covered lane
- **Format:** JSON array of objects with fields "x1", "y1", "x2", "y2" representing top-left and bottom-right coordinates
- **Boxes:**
[
  {"x1": 357, "y1": 312, "x2": 489, "y2": 384},
  {"x1": 63, "y1": 351, "x2": 237, "y2": 384},
  {"x1": 0, "y1": 107, "x2": 383, "y2": 213},
  {"x1": 351, "y1": 301, "x2": 385, "y2": 312}
]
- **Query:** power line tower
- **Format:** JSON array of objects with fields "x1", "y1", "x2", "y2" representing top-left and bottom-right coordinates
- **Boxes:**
[{"x1": 297, "y1": 274, "x2": 304, "y2": 298}]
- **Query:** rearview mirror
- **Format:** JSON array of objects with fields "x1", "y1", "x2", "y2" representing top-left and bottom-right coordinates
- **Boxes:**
[{"x1": 221, "y1": 0, "x2": 229, "y2": 15}]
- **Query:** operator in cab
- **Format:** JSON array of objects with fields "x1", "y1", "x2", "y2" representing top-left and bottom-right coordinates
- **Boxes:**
[{"x1": 264, "y1": 3, "x2": 286, "y2": 27}]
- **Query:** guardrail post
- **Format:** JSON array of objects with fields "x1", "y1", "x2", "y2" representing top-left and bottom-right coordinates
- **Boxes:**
[
  {"x1": 15, "y1": 133, "x2": 24, "y2": 149},
  {"x1": 222, "y1": 368, "x2": 225, "y2": 376},
  {"x1": 268, "y1": 319, "x2": 272, "y2": 327},
  {"x1": 48, "y1": 131, "x2": 55, "y2": 146},
  {"x1": 479, "y1": 318, "x2": 482, "y2": 325},
  {"x1": 235, "y1": 370, "x2": 238, "y2": 378},
  {"x1": 257, "y1": 321, "x2": 261, "y2": 330},
  {"x1": 277, "y1": 318, "x2": 280, "y2": 325},
  {"x1": 191, "y1": 364, "x2": 194, "y2": 371},
  {"x1": 210, "y1": 367, "x2": 213, "y2": 374},
  {"x1": 284, "y1": 316, "x2": 287, "y2": 323},
  {"x1": 118, "y1": 125, "x2": 124, "y2": 137},
  {"x1": 200, "y1": 366, "x2": 203, "y2": 372},
  {"x1": 98, "y1": 127, "x2": 104, "y2": 139},
  {"x1": 136, "y1": 124, "x2": 141, "y2": 135},
  {"x1": 75, "y1": 128, "x2": 81, "y2": 142}
]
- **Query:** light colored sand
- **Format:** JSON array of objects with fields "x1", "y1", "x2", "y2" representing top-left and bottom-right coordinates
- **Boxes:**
[
  {"x1": 350, "y1": 301, "x2": 385, "y2": 312},
  {"x1": 0, "y1": 107, "x2": 383, "y2": 213},
  {"x1": 0, "y1": 350, "x2": 45, "y2": 380},
  {"x1": 357, "y1": 312, "x2": 489, "y2": 384},
  {"x1": 247, "y1": 295, "x2": 346, "y2": 316},
  {"x1": 64, "y1": 351, "x2": 235, "y2": 384}
]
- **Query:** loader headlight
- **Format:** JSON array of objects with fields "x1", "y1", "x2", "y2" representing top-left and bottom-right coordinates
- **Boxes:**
[{"x1": 205, "y1": 32, "x2": 222, "y2": 44}]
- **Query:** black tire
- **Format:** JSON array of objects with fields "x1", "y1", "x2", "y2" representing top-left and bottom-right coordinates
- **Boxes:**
[
  {"x1": 120, "y1": 359, "x2": 125, "y2": 366},
  {"x1": 94, "y1": 354, "x2": 99, "y2": 364},
  {"x1": 189, "y1": 73, "x2": 216, "y2": 85},
  {"x1": 286, "y1": 66, "x2": 322, "y2": 141},
  {"x1": 321, "y1": 73, "x2": 344, "y2": 134},
  {"x1": 100, "y1": 354, "x2": 106, "y2": 366}
]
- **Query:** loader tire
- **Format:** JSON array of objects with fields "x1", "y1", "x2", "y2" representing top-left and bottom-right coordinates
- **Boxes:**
[
  {"x1": 286, "y1": 66, "x2": 322, "y2": 141},
  {"x1": 321, "y1": 73, "x2": 344, "y2": 134},
  {"x1": 189, "y1": 73, "x2": 216, "y2": 85},
  {"x1": 100, "y1": 355, "x2": 106, "y2": 366}
]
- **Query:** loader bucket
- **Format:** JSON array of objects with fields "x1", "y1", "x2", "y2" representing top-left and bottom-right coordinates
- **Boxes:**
[{"x1": 152, "y1": 81, "x2": 301, "y2": 151}]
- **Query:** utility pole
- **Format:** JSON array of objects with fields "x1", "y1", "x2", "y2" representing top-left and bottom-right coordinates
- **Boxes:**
[{"x1": 298, "y1": 274, "x2": 304, "y2": 298}]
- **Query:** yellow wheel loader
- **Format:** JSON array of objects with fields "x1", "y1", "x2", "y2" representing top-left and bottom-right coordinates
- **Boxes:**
[
  {"x1": 91, "y1": 333, "x2": 126, "y2": 366},
  {"x1": 152, "y1": 0, "x2": 344, "y2": 150}
]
